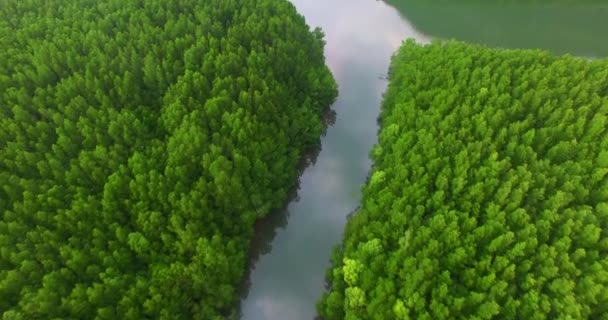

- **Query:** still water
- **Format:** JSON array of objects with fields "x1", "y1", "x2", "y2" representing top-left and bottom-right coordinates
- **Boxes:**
[
  {"x1": 239, "y1": 0, "x2": 428, "y2": 319},
  {"x1": 239, "y1": 0, "x2": 606, "y2": 319},
  {"x1": 389, "y1": 0, "x2": 608, "y2": 57}
]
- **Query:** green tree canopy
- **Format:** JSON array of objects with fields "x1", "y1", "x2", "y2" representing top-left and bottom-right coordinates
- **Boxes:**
[
  {"x1": 319, "y1": 40, "x2": 608, "y2": 320},
  {"x1": 0, "y1": 0, "x2": 337, "y2": 318}
]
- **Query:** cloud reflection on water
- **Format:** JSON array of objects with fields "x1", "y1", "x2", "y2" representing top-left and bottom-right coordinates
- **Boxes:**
[{"x1": 240, "y1": 1, "x2": 429, "y2": 320}]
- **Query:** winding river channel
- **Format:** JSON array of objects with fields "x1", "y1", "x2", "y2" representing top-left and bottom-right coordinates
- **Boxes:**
[
  {"x1": 239, "y1": 0, "x2": 607, "y2": 319},
  {"x1": 239, "y1": 0, "x2": 428, "y2": 319}
]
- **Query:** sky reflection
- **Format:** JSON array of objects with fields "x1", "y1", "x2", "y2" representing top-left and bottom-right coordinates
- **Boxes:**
[{"x1": 239, "y1": 1, "x2": 429, "y2": 320}]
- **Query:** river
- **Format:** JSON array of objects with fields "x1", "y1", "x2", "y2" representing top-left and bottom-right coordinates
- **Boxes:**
[
  {"x1": 388, "y1": 0, "x2": 608, "y2": 57},
  {"x1": 238, "y1": 0, "x2": 607, "y2": 319},
  {"x1": 238, "y1": 0, "x2": 429, "y2": 319}
]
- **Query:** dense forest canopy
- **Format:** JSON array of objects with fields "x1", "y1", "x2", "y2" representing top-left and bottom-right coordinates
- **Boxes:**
[
  {"x1": 0, "y1": 0, "x2": 337, "y2": 318},
  {"x1": 318, "y1": 40, "x2": 608, "y2": 319}
]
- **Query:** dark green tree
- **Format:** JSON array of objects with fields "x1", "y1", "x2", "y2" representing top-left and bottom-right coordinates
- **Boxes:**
[{"x1": 0, "y1": 0, "x2": 337, "y2": 318}]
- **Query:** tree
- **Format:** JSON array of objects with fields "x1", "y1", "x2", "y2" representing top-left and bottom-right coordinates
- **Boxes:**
[
  {"x1": 0, "y1": 0, "x2": 337, "y2": 318},
  {"x1": 319, "y1": 40, "x2": 608, "y2": 319}
]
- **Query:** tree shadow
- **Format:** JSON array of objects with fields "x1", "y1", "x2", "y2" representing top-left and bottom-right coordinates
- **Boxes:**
[{"x1": 233, "y1": 106, "x2": 336, "y2": 318}]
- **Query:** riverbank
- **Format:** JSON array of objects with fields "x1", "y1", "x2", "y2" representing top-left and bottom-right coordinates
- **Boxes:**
[
  {"x1": 319, "y1": 39, "x2": 608, "y2": 320},
  {"x1": 237, "y1": 1, "x2": 429, "y2": 319}
]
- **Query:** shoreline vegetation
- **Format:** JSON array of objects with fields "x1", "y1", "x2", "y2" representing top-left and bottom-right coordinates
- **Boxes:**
[
  {"x1": 0, "y1": 0, "x2": 337, "y2": 318},
  {"x1": 3, "y1": 1, "x2": 608, "y2": 319},
  {"x1": 385, "y1": 0, "x2": 608, "y2": 57},
  {"x1": 318, "y1": 40, "x2": 608, "y2": 319}
]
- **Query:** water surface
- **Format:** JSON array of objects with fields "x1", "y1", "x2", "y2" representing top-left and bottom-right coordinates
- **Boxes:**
[
  {"x1": 388, "y1": 0, "x2": 608, "y2": 57},
  {"x1": 239, "y1": 1, "x2": 607, "y2": 319},
  {"x1": 238, "y1": 1, "x2": 428, "y2": 319}
]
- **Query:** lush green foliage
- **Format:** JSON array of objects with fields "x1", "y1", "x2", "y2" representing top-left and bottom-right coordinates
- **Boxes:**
[
  {"x1": 0, "y1": 0, "x2": 336, "y2": 318},
  {"x1": 319, "y1": 40, "x2": 608, "y2": 319}
]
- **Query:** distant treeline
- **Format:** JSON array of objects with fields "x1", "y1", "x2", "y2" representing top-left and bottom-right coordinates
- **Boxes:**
[
  {"x1": 0, "y1": 0, "x2": 336, "y2": 318},
  {"x1": 318, "y1": 40, "x2": 608, "y2": 319}
]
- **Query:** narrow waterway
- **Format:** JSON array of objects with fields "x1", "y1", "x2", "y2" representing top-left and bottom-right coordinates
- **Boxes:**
[{"x1": 239, "y1": 0, "x2": 428, "y2": 319}]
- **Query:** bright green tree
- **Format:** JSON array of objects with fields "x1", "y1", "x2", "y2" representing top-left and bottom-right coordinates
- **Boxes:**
[{"x1": 319, "y1": 40, "x2": 608, "y2": 320}]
